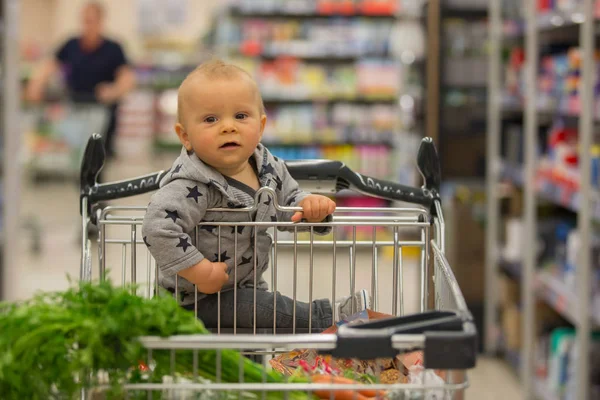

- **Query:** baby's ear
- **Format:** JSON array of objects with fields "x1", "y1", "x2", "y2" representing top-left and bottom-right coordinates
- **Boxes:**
[
  {"x1": 259, "y1": 114, "x2": 267, "y2": 138},
  {"x1": 175, "y1": 123, "x2": 192, "y2": 151}
]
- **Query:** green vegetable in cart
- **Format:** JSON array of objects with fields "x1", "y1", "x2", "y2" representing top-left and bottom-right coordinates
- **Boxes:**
[{"x1": 0, "y1": 278, "x2": 310, "y2": 400}]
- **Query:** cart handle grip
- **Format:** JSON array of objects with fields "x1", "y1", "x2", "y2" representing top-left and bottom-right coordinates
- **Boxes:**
[
  {"x1": 285, "y1": 137, "x2": 441, "y2": 212},
  {"x1": 330, "y1": 310, "x2": 477, "y2": 369},
  {"x1": 80, "y1": 136, "x2": 441, "y2": 217}
]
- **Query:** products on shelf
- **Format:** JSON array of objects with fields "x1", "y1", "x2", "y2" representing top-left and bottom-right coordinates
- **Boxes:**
[
  {"x1": 503, "y1": 46, "x2": 600, "y2": 117},
  {"x1": 115, "y1": 90, "x2": 156, "y2": 160},
  {"x1": 442, "y1": 19, "x2": 487, "y2": 88},
  {"x1": 268, "y1": 144, "x2": 392, "y2": 179},
  {"x1": 538, "y1": 121, "x2": 600, "y2": 191},
  {"x1": 22, "y1": 103, "x2": 110, "y2": 179},
  {"x1": 232, "y1": 18, "x2": 394, "y2": 58},
  {"x1": 230, "y1": 57, "x2": 401, "y2": 100},
  {"x1": 134, "y1": 65, "x2": 197, "y2": 90},
  {"x1": 536, "y1": 0, "x2": 600, "y2": 16},
  {"x1": 229, "y1": 0, "x2": 400, "y2": 16},
  {"x1": 534, "y1": 328, "x2": 600, "y2": 400},
  {"x1": 262, "y1": 103, "x2": 398, "y2": 144}
]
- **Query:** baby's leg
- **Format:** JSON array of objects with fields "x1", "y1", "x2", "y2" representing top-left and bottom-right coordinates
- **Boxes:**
[{"x1": 187, "y1": 289, "x2": 334, "y2": 331}]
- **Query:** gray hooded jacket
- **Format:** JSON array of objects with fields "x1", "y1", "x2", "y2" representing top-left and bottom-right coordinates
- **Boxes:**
[{"x1": 142, "y1": 144, "x2": 327, "y2": 306}]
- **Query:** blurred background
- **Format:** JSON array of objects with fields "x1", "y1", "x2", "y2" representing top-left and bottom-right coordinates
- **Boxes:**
[{"x1": 4, "y1": 0, "x2": 600, "y2": 398}]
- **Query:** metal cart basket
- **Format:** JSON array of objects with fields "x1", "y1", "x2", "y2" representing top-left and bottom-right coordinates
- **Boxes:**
[
  {"x1": 79, "y1": 134, "x2": 477, "y2": 399},
  {"x1": 24, "y1": 101, "x2": 109, "y2": 181}
]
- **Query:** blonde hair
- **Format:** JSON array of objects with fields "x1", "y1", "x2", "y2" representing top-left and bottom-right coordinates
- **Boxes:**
[{"x1": 177, "y1": 59, "x2": 265, "y2": 123}]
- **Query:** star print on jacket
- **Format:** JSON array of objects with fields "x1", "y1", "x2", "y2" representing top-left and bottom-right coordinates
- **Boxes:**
[
  {"x1": 274, "y1": 176, "x2": 283, "y2": 191},
  {"x1": 286, "y1": 196, "x2": 297, "y2": 206},
  {"x1": 170, "y1": 164, "x2": 182, "y2": 177},
  {"x1": 143, "y1": 236, "x2": 151, "y2": 247},
  {"x1": 213, "y1": 251, "x2": 231, "y2": 262},
  {"x1": 261, "y1": 163, "x2": 275, "y2": 176},
  {"x1": 176, "y1": 237, "x2": 191, "y2": 252},
  {"x1": 263, "y1": 196, "x2": 272, "y2": 206},
  {"x1": 186, "y1": 186, "x2": 202, "y2": 203},
  {"x1": 231, "y1": 225, "x2": 244, "y2": 235},
  {"x1": 240, "y1": 256, "x2": 252, "y2": 265},
  {"x1": 165, "y1": 210, "x2": 180, "y2": 222},
  {"x1": 199, "y1": 224, "x2": 216, "y2": 233},
  {"x1": 270, "y1": 215, "x2": 278, "y2": 222}
]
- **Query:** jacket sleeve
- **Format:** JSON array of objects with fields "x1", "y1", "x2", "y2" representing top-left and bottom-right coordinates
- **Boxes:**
[
  {"x1": 274, "y1": 158, "x2": 333, "y2": 235},
  {"x1": 142, "y1": 180, "x2": 209, "y2": 277}
]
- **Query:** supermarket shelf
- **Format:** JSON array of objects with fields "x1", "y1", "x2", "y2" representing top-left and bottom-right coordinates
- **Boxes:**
[
  {"x1": 498, "y1": 261, "x2": 600, "y2": 327},
  {"x1": 242, "y1": 50, "x2": 391, "y2": 62},
  {"x1": 137, "y1": 85, "x2": 400, "y2": 103},
  {"x1": 500, "y1": 162, "x2": 524, "y2": 187},
  {"x1": 536, "y1": 270, "x2": 600, "y2": 326},
  {"x1": 442, "y1": 7, "x2": 487, "y2": 20},
  {"x1": 229, "y1": 8, "x2": 402, "y2": 19},
  {"x1": 263, "y1": 140, "x2": 393, "y2": 147},
  {"x1": 262, "y1": 95, "x2": 397, "y2": 104},
  {"x1": 443, "y1": 83, "x2": 487, "y2": 91},
  {"x1": 504, "y1": 9, "x2": 600, "y2": 40},
  {"x1": 504, "y1": 8, "x2": 585, "y2": 36},
  {"x1": 535, "y1": 379, "x2": 559, "y2": 400},
  {"x1": 536, "y1": 271, "x2": 580, "y2": 325},
  {"x1": 499, "y1": 257, "x2": 600, "y2": 330},
  {"x1": 502, "y1": 104, "x2": 600, "y2": 125},
  {"x1": 500, "y1": 161, "x2": 600, "y2": 220},
  {"x1": 154, "y1": 139, "x2": 395, "y2": 151}
]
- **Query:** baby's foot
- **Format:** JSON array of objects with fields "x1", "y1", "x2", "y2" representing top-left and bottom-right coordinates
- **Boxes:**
[{"x1": 335, "y1": 289, "x2": 370, "y2": 321}]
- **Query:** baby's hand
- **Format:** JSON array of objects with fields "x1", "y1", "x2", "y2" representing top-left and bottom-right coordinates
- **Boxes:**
[
  {"x1": 291, "y1": 195, "x2": 336, "y2": 223},
  {"x1": 191, "y1": 259, "x2": 229, "y2": 294}
]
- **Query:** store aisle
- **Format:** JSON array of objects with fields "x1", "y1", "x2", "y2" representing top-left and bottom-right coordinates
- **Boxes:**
[{"x1": 9, "y1": 154, "x2": 523, "y2": 399}]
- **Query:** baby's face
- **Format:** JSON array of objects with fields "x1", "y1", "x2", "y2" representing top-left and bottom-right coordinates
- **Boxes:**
[{"x1": 176, "y1": 75, "x2": 266, "y2": 175}]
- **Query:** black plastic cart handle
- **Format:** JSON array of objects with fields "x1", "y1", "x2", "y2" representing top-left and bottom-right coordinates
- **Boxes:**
[{"x1": 80, "y1": 134, "x2": 441, "y2": 218}]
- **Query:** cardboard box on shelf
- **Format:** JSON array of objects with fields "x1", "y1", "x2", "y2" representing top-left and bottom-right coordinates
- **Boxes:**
[
  {"x1": 502, "y1": 303, "x2": 522, "y2": 351},
  {"x1": 499, "y1": 273, "x2": 520, "y2": 307},
  {"x1": 501, "y1": 301, "x2": 567, "y2": 354},
  {"x1": 445, "y1": 196, "x2": 485, "y2": 304}
]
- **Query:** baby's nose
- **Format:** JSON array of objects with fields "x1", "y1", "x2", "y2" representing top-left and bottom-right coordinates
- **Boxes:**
[{"x1": 221, "y1": 120, "x2": 238, "y2": 133}]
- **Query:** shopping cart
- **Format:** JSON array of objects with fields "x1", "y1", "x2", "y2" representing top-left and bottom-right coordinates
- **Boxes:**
[
  {"x1": 79, "y1": 134, "x2": 477, "y2": 399},
  {"x1": 24, "y1": 101, "x2": 109, "y2": 182}
]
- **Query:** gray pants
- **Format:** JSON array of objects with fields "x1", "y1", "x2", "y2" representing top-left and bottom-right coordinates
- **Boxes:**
[{"x1": 184, "y1": 288, "x2": 334, "y2": 331}]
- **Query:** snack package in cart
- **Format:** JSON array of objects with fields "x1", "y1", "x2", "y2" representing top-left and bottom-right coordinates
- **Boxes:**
[{"x1": 270, "y1": 309, "x2": 447, "y2": 391}]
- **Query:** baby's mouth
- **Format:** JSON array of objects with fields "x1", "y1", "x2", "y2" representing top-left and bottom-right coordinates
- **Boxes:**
[{"x1": 220, "y1": 142, "x2": 241, "y2": 149}]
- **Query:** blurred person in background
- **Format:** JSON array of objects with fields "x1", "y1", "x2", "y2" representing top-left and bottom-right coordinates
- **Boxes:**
[{"x1": 25, "y1": 1, "x2": 135, "y2": 163}]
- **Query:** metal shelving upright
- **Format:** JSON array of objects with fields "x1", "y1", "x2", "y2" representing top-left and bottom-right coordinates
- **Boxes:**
[
  {"x1": 486, "y1": 0, "x2": 595, "y2": 399},
  {"x1": 0, "y1": 0, "x2": 20, "y2": 301}
]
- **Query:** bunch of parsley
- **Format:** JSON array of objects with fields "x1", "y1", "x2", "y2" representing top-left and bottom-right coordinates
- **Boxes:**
[{"x1": 0, "y1": 279, "x2": 309, "y2": 400}]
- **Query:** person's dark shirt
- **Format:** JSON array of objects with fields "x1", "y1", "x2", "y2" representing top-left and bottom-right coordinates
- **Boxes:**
[{"x1": 55, "y1": 37, "x2": 128, "y2": 102}]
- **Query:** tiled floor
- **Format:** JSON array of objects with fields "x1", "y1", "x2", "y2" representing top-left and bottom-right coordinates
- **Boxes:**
[{"x1": 6, "y1": 152, "x2": 524, "y2": 400}]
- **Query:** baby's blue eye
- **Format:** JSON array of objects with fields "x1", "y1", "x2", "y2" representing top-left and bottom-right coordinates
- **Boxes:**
[
  {"x1": 204, "y1": 116, "x2": 217, "y2": 123},
  {"x1": 235, "y1": 113, "x2": 248, "y2": 120}
]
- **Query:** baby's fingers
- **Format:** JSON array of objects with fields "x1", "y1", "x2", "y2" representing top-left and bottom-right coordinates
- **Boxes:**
[
  {"x1": 318, "y1": 197, "x2": 334, "y2": 218},
  {"x1": 291, "y1": 211, "x2": 304, "y2": 222},
  {"x1": 328, "y1": 199, "x2": 336, "y2": 215},
  {"x1": 302, "y1": 199, "x2": 316, "y2": 220}
]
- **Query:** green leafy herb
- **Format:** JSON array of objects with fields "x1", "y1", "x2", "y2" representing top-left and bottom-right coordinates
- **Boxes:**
[{"x1": 0, "y1": 278, "x2": 309, "y2": 399}]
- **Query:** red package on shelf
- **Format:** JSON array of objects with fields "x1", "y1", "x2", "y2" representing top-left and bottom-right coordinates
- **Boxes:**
[
  {"x1": 239, "y1": 41, "x2": 263, "y2": 57},
  {"x1": 358, "y1": 0, "x2": 398, "y2": 16},
  {"x1": 316, "y1": 0, "x2": 336, "y2": 15}
]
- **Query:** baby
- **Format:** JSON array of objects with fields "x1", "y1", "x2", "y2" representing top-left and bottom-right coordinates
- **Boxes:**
[{"x1": 141, "y1": 59, "x2": 369, "y2": 330}]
